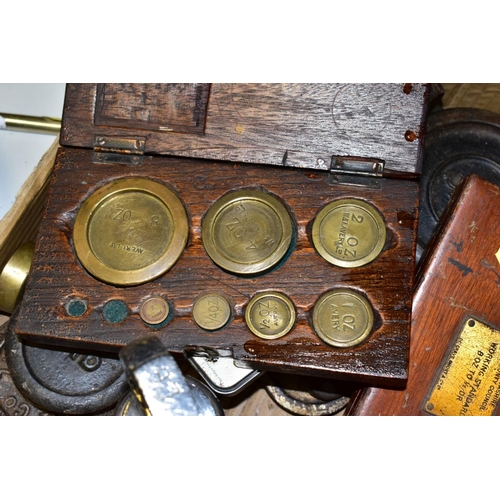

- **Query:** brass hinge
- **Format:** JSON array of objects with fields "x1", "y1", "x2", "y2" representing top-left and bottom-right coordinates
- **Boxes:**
[
  {"x1": 328, "y1": 157, "x2": 385, "y2": 188},
  {"x1": 92, "y1": 136, "x2": 145, "y2": 166},
  {"x1": 281, "y1": 151, "x2": 385, "y2": 188}
]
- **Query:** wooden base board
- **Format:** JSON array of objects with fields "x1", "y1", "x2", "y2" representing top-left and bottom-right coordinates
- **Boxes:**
[{"x1": 14, "y1": 147, "x2": 419, "y2": 386}]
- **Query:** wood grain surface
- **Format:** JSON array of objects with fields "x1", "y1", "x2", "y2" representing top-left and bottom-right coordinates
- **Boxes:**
[
  {"x1": 0, "y1": 137, "x2": 58, "y2": 272},
  {"x1": 61, "y1": 84, "x2": 429, "y2": 176},
  {"x1": 346, "y1": 175, "x2": 500, "y2": 414},
  {"x1": 14, "y1": 147, "x2": 419, "y2": 386}
]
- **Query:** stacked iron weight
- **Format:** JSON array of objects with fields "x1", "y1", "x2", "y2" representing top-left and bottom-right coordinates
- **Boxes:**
[
  {"x1": 418, "y1": 107, "x2": 500, "y2": 261},
  {"x1": 1, "y1": 312, "x2": 129, "y2": 415}
]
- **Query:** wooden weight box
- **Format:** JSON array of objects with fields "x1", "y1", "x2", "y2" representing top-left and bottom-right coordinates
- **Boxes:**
[
  {"x1": 12, "y1": 84, "x2": 429, "y2": 386},
  {"x1": 346, "y1": 175, "x2": 500, "y2": 414}
]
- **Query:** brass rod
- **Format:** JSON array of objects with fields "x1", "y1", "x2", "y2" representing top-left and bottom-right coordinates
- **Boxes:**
[{"x1": 0, "y1": 112, "x2": 61, "y2": 135}]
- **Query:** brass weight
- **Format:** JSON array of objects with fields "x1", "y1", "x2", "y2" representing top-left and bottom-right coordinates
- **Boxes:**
[
  {"x1": 202, "y1": 190, "x2": 293, "y2": 275},
  {"x1": 312, "y1": 198, "x2": 386, "y2": 268},
  {"x1": 73, "y1": 178, "x2": 189, "y2": 286},
  {"x1": 245, "y1": 291, "x2": 296, "y2": 340},
  {"x1": 139, "y1": 297, "x2": 170, "y2": 325},
  {"x1": 312, "y1": 289, "x2": 374, "y2": 348},
  {"x1": 0, "y1": 242, "x2": 35, "y2": 314},
  {"x1": 192, "y1": 294, "x2": 231, "y2": 331}
]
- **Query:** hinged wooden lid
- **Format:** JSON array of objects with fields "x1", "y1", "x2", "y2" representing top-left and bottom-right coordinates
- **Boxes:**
[{"x1": 61, "y1": 83, "x2": 430, "y2": 177}]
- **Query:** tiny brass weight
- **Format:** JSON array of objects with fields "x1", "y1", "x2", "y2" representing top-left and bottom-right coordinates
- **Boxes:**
[
  {"x1": 202, "y1": 190, "x2": 293, "y2": 275},
  {"x1": 245, "y1": 291, "x2": 296, "y2": 339},
  {"x1": 139, "y1": 297, "x2": 170, "y2": 325},
  {"x1": 192, "y1": 294, "x2": 231, "y2": 331},
  {"x1": 312, "y1": 288, "x2": 374, "y2": 348},
  {"x1": 73, "y1": 178, "x2": 189, "y2": 286},
  {"x1": 312, "y1": 198, "x2": 386, "y2": 268}
]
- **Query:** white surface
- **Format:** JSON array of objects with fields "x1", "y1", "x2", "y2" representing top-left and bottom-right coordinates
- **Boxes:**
[{"x1": 0, "y1": 84, "x2": 66, "y2": 220}]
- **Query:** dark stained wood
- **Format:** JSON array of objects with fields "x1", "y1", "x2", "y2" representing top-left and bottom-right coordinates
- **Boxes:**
[
  {"x1": 12, "y1": 84, "x2": 429, "y2": 386},
  {"x1": 61, "y1": 84, "x2": 429, "y2": 176},
  {"x1": 13, "y1": 147, "x2": 419, "y2": 386},
  {"x1": 346, "y1": 175, "x2": 500, "y2": 414},
  {"x1": 94, "y1": 84, "x2": 210, "y2": 134}
]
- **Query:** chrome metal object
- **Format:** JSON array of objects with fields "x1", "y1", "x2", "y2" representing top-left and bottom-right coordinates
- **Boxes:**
[
  {"x1": 119, "y1": 336, "x2": 223, "y2": 416},
  {"x1": 116, "y1": 376, "x2": 223, "y2": 416},
  {"x1": 187, "y1": 353, "x2": 262, "y2": 396}
]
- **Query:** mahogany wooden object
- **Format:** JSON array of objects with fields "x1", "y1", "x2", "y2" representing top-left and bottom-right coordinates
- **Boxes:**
[
  {"x1": 61, "y1": 84, "x2": 428, "y2": 176},
  {"x1": 12, "y1": 84, "x2": 429, "y2": 386},
  {"x1": 346, "y1": 175, "x2": 500, "y2": 413}
]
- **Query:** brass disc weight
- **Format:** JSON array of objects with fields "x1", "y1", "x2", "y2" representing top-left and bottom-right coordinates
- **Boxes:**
[
  {"x1": 192, "y1": 294, "x2": 231, "y2": 331},
  {"x1": 202, "y1": 190, "x2": 293, "y2": 275},
  {"x1": 139, "y1": 297, "x2": 170, "y2": 325},
  {"x1": 312, "y1": 198, "x2": 386, "y2": 268},
  {"x1": 73, "y1": 178, "x2": 188, "y2": 286},
  {"x1": 245, "y1": 291, "x2": 296, "y2": 340},
  {"x1": 312, "y1": 288, "x2": 374, "y2": 348}
]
